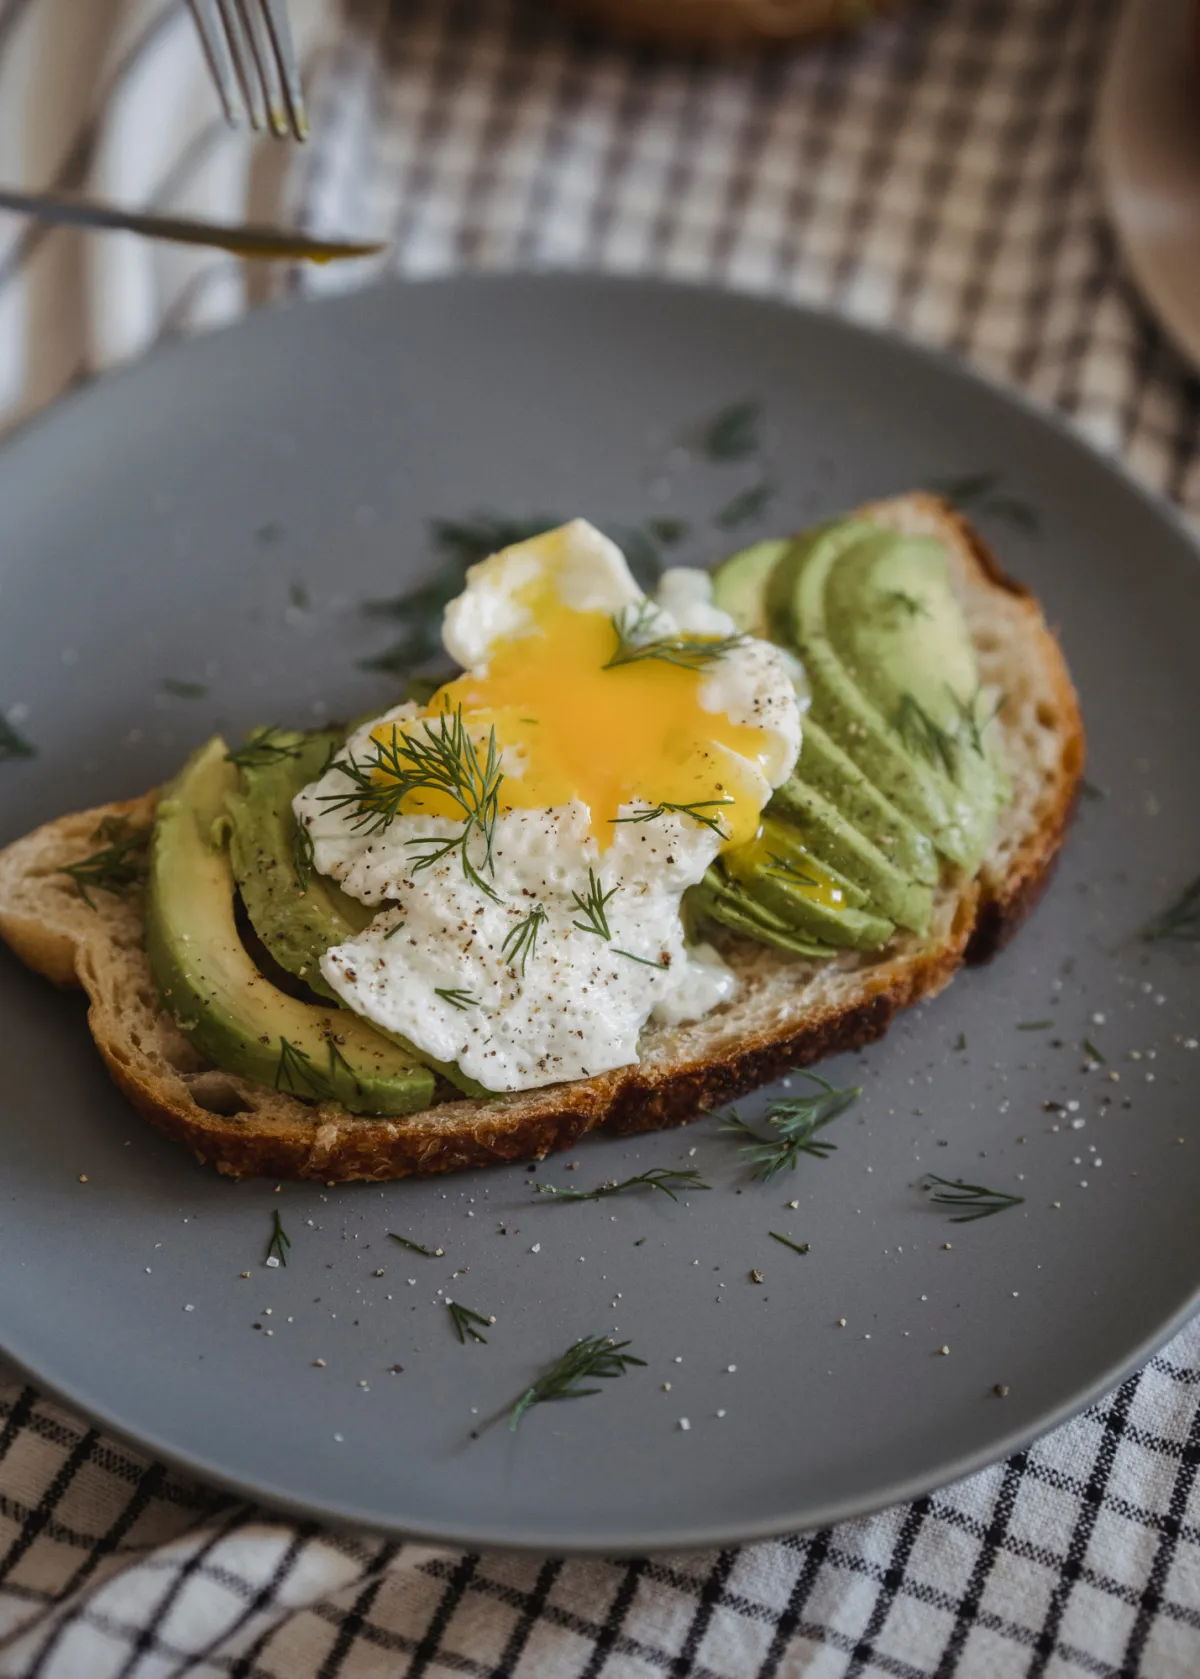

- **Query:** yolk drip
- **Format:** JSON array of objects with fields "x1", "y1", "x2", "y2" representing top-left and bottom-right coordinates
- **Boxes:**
[
  {"x1": 722, "y1": 821, "x2": 847, "y2": 910},
  {"x1": 370, "y1": 595, "x2": 776, "y2": 850}
]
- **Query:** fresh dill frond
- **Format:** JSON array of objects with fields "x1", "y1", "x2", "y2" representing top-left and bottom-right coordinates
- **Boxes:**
[
  {"x1": 274, "y1": 1037, "x2": 333, "y2": 1101},
  {"x1": 604, "y1": 598, "x2": 747, "y2": 674},
  {"x1": 612, "y1": 798, "x2": 734, "y2": 840},
  {"x1": 769, "y1": 1231, "x2": 810, "y2": 1255},
  {"x1": 950, "y1": 685, "x2": 1005, "y2": 756},
  {"x1": 925, "y1": 1175, "x2": 1025, "y2": 1223},
  {"x1": 447, "y1": 1300, "x2": 492, "y2": 1344},
  {"x1": 700, "y1": 399, "x2": 761, "y2": 462},
  {"x1": 435, "y1": 987, "x2": 478, "y2": 1010},
  {"x1": 226, "y1": 728, "x2": 304, "y2": 770},
  {"x1": 0, "y1": 715, "x2": 36, "y2": 762},
  {"x1": 292, "y1": 820, "x2": 315, "y2": 891},
  {"x1": 508, "y1": 1335, "x2": 646, "y2": 1430},
  {"x1": 894, "y1": 693, "x2": 959, "y2": 780},
  {"x1": 614, "y1": 948, "x2": 670, "y2": 970},
  {"x1": 720, "y1": 1073, "x2": 861, "y2": 1181},
  {"x1": 534, "y1": 1167, "x2": 709, "y2": 1203},
  {"x1": 1144, "y1": 876, "x2": 1200, "y2": 943},
  {"x1": 325, "y1": 1036, "x2": 363, "y2": 1094},
  {"x1": 265, "y1": 1209, "x2": 291, "y2": 1267},
  {"x1": 388, "y1": 1232, "x2": 443, "y2": 1258},
  {"x1": 60, "y1": 817, "x2": 151, "y2": 909},
  {"x1": 322, "y1": 706, "x2": 503, "y2": 900},
  {"x1": 764, "y1": 853, "x2": 819, "y2": 887},
  {"x1": 714, "y1": 481, "x2": 775, "y2": 531},
  {"x1": 160, "y1": 678, "x2": 208, "y2": 699},
  {"x1": 501, "y1": 904, "x2": 547, "y2": 976},
  {"x1": 571, "y1": 869, "x2": 618, "y2": 941}
]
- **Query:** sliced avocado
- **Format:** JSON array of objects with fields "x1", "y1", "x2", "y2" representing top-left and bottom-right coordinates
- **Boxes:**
[
  {"x1": 225, "y1": 729, "x2": 372, "y2": 1003},
  {"x1": 784, "y1": 520, "x2": 1004, "y2": 870},
  {"x1": 795, "y1": 717, "x2": 938, "y2": 888},
  {"x1": 146, "y1": 736, "x2": 435, "y2": 1117},
  {"x1": 710, "y1": 539, "x2": 791, "y2": 639},
  {"x1": 768, "y1": 777, "x2": 933, "y2": 935},
  {"x1": 718, "y1": 818, "x2": 895, "y2": 952},
  {"x1": 688, "y1": 871, "x2": 837, "y2": 961}
]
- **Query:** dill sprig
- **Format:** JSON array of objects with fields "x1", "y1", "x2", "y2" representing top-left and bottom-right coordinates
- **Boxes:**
[
  {"x1": 1144, "y1": 876, "x2": 1200, "y2": 943},
  {"x1": 612, "y1": 798, "x2": 734, "y2": 840},
  {"x1": 322, "y1": 706, "x2": 503, "y2": 900},
  {"x1": 265, "y1": 1209, "x2": 291, "y2": 1267},
  {"x1": 614, "y1": 947, "x2": 670, "y2": 970},
  {"x1": 1083, "y1": 1037, "x2": 1106, "y2": 1064},
  {"x1": 925, "y1": 1175, "x2": 1025, "y2": 1223},
  {"x1": 508, "y1": 1335, "x2": 646, "y2": 1430},
  {"x1": 60, "y1": 817, "x2": 151, "y2": 909},
  {"x1": 700, "y1": 399, "x2": 761, "y2": 461},
  {"x1": 501, "y1": 904, "x2": 547, "y2": 976},
  {"x1": 435, "y1": 987, "x2": 478, "y2": 1010},
  {"x1": 951, "y1": 686, "x2": 1005, "y2": 756},
  {"x1": 604, "y1": 599, "x2": 747, "y2": 674},
  {"x1": 227, "y1": 728, "x2": 304, "y2": 770},
  {"x1": 764, "y1": 853, "x2": 819, "y2": 887},
  {"x1": 389, "y1": 1232, "x2": 443, "y2": 1257},
  {"x1": 534, "y1": 1167, "x2": 710, "y2": 1203},
  {"x1": 715, "y1": 481, "x2": 775, "y2": 530},
  {"x1": 274, "y1": 1037, "x2": 333, "y2": 1101},
  {"x1": 878, "y1": 590, "x2": 928, "y2": 619},
  {"x1": 0, "y1": 715, "x2": 35, "y2": 762},
  {"x1": 160, "y1": 678, "x2": 208, "y2": 699},
  {"x1": 894, "y1": 693, "x2": 959, "y2": 780},
  {"x1": 720, "y1": 1073, "x2": 861, "y2": 1181},
  {"x1": 326, "y1": 1037, "x2": 363, "y2": 1095},
  {"x1": 769, "y1": 1231, "x2": 810, "y2": 1255},
  {"x1": 292, "y1": 820, "x2": 315, "y2": 892},
  {"x1": 571, "y1": 869, "x2": 618, "y2": 941},
  {"x1": 448, "y1": 1301, "x2": 492, "y2": 1344}
]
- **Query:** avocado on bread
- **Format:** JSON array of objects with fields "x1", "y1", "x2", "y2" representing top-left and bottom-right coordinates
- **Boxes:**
[{"x1": 0, "y1": 494, "x2": 1084, "y2": 1181}]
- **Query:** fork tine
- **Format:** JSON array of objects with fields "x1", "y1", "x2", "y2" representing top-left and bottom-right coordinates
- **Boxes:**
[
  {"x1": 186, "y1": 0, "x2": 243, "y2": 127},
  {"x1": 215, "y1": 0, "x2": 267, "y2": 131},
  {"x1": 236, "y1": 0, "x2": 290, "y2": 140},
  {"x1": 259, "y1": 0, "x2": 309, "y2": 141}
]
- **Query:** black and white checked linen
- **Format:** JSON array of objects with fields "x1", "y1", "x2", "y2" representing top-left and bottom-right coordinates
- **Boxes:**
[{"x1": 2, "y1": 0, "x2": 1200, "y2": 1672}]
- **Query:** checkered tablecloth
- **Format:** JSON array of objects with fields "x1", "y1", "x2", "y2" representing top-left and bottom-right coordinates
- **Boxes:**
[{"x1": 3, "y1": 1, "x2": 1200, "y2": 1674}]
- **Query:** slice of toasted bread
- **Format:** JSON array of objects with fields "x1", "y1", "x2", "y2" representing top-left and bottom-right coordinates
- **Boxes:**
[{"x1": 0, "y1": 495, "x2": 1084, "y2": 1181}]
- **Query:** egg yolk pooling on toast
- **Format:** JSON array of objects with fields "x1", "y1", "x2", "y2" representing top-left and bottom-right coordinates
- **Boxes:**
[{"x1": 368, "y1": 588, "x2": 777, "y2": 851}]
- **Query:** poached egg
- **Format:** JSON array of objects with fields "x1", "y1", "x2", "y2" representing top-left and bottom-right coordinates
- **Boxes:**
[{"x1": 294, "y1": 520, "x2": 801, "y2": 1092}]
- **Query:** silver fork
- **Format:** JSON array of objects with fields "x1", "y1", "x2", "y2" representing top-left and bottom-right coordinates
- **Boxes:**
[{"x1": 187, "y1": 0, "x2": 308, "y2": 141}]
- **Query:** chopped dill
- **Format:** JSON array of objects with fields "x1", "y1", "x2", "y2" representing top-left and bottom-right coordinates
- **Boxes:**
[
  {"x1": 325, "y1": 1037, "x2": 362, "y2": 1094},
  {"x1": 448, "y1": 1301, "x2": 492, "y2": 1344},
  {"x1": 0, "y1": 715, "x2": 35, "y2": 762},
  {"x1": 894, "y1": 693, "x2": 959, "y2": 779},
  {"x1": 389, "y1": 1232, "x2": 443, "y2": 1258},
  {"x1": 160, "y1": 678, "x2": 208, "y2": 699},
  {"x1": 1017, "y1": 1020, "x2": 1052, "y2": 1030},
  {"x1": 714, "y1": 481, "x2": 775, "y2": 530},
  {"x1": 534, "y1": 1167, "x2": 709, "y2": 1203},
  {"x1": 60, "y1": 817, "x2": 151, "y2": 909},
  {"x1": 720, "y1": 1073, "x2": 861, "y2": 1181},
  {"x1": 769, "y1": 1232, "x2": 810, "y2": 1255},
  {"x1": 1083, "y1": 1037, "x2": 1106, "y2": 1064},
  {"x1": 764, "y1": 853, "x2": 819, "y2": 887},
  {"x1": 226, "y1": 728, "x2": 304, "y2": 770},
  {"x1": 604, "y1": 598, "x2": 747, "y2": 673},
  {"x1": 878, "y1": 590, "x2": 928, "y2": 619},
  {"x1": 571, "y1": 869, "x2": 618, "y2": 941},
  {"x1": 274, "y1": 1038, "x2": 333, "y2": 1101},
  {"x1": 925, "y1": 1175, "x2": 1025, "y2": 1223},
  {"x1": 292, "y1": 820, "x2": 315, "y2": 891},
  {"x1": 1144, "y1": 875, "x2": 1200, "y2": 943},
  {"x1": 612, "y1": 797, "x2": 734, "y2": 840},
  {"x1": 700, "y1": 399, "x2": 761, "y2": 462},
  {"x1": 508, "y1": 1335, "x2": 645, "y2": 1430},
  {"x1": 265, "y1": 1209, "x2": 291, "y2": 1267},
  {"x1": 501, "y1": 904, "x2": 547, "y2": 977},
  {"x1": 614, "y1": 948, "x2": 670, "y2": 970},
  {"x1": 435, "y1": 987, "x2": 478, "y2": 1010}
]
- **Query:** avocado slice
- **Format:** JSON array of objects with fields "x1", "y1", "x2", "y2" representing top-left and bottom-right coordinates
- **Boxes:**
[
  {"x1": 718, "y1": 817, "x2": 895, "y2": 952},
  {"x1": 793, "y1": 717, "x2": 938, "y2": 887},
  {"x1": 710, "y1": 539, "x2": 792, "y2": 639},
  {"x1": 768, "y1": 776, "x2": 933, "y2": 935},
  {"x1": 146, "y1": 736, "x2": 436, "y2": 1117},
  {"x1": 783, "y1": 520, "x2": 1003, "y2": 870},
  {"x1": 689, "y1": 870, "x2": 838, "y2": 961},
  {"x1": 224, "y1": 728, "x2": 372, "y2": 1003}
]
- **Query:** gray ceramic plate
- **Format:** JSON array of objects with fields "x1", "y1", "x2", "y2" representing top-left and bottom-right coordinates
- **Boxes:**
[
  {"x1": 1097, "y1": 0, "x2": 1200, "y2": 370},
  {"x1": 2, "y1": 275, "x2": 1199, "y2": 1553}
]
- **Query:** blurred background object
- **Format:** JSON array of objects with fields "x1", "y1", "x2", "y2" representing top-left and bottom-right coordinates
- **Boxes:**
[{"x1": 563, "y1": 0, "x2": 901, "y2": 48}]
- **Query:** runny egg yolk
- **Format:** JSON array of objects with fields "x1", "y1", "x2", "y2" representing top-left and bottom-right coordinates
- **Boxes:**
[{"x1": 369, "y1": 591, "x2": 777, "y2": 850}]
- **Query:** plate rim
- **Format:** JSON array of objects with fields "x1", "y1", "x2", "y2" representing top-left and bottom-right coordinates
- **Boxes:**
[{"x1": 2, "y1": 268, "x2": 1200, "y2": 1553}]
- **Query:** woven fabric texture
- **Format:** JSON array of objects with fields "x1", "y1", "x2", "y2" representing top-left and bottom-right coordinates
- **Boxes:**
[{"x1": 2, "y1": 1, "x2": 1200, "y2": 1674}]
